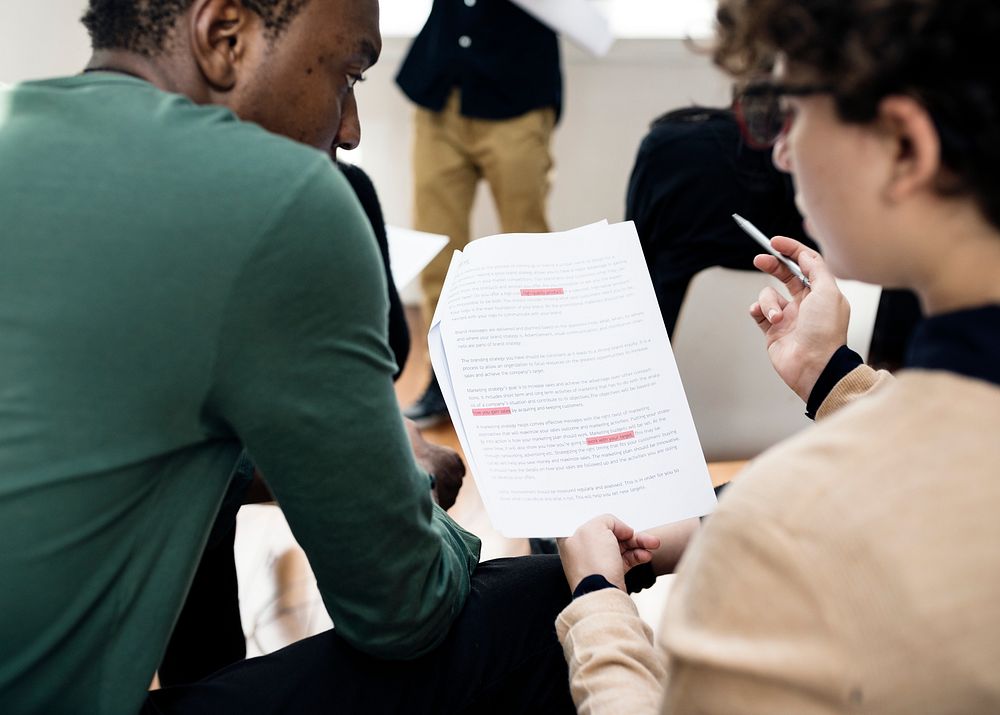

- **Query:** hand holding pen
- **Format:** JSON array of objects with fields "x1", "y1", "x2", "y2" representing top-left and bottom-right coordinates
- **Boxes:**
[{"x1": 737, "y1": 224, "x2": 853, "y2": 403}]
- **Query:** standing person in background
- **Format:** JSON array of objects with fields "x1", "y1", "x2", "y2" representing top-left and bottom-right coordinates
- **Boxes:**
[{"x1": 397, "y1": 0, "x2": 561, "y2": 427}]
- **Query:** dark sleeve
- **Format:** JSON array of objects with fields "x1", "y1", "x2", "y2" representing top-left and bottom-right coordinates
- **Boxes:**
[
  {"x1": 207, "y1": 159, "x2": 479, "y2": 659},
  {"x1": 626, "y1": 132, "x2": 693, "y2": 336},
  {"x1": 624, "y1": 563, "x2": 656, "y2": 594},
  {"x1": 575, "y1": 562, "x2": 659, "y2": 597},
  {"x1": 626, "y1": 123, "x2": 748, "y2": 337},
  {"x1": 805, "y1": 346, "x2": 864, "y2": 419},
  {"x1": 338, "y1": 162, "x2": 410, "y2": 380}
]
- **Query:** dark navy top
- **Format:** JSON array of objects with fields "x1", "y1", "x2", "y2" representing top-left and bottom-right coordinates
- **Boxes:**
[
  {"x1": 396, "y1": 0, "x2": 563, "y2": 121},
  {"x1": 906, "y1": 306, "x2": 1000, "y2": 386},
  {"x1": 808, "y1": 305, "x2": 1000, "y2": 417}
]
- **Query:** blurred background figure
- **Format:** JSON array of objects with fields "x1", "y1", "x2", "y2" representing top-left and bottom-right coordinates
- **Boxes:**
[
  {"x1": 627, "y1": 105, "x2": 811, "y2": 337},
  {"x1": 627, "y1": 104, "x2": 922, "y2": 366},
  {"x1": 338, "y1": 160, "x2": 411, "y2": 380},
  {"x1": 396, "y1": 0, "x2": 562, "y2": 427}
]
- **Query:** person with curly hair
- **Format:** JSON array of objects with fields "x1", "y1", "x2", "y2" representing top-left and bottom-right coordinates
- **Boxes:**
[{"x1": 555, "y1": 1, "x2": 1000, "y2": 712}]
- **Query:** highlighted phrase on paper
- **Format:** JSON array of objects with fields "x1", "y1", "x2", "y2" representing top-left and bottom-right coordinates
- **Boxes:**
[
  {"x1": 520, "y1": 288, "x2": 565, "y2": 297},
  {"x1": 586, "y1": 430, "x2": 636, "y2": 446},
  {"x1": 472, "y1": 407, "x2": 513, "y2": 417}
]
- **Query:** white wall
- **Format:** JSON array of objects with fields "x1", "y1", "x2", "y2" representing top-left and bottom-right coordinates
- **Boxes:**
[
  {"x1": 0, "y1": 1, "x2": 730, "y2": 237},
  {"x1": 0, "y1": 0, "x2": 91, "y2": 83}
]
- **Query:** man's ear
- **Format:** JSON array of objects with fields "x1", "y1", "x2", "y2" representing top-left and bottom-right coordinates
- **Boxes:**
[
  {"x1": 878, "y1": 95, "x2": 942, "y2": 203},
  {"x1": 188, "y1": 0, "x2": 256, "y2": 91}
]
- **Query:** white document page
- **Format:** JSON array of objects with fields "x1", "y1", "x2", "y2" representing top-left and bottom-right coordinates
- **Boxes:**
[
  {"x1": 386, "y1": 226, "x2": 450, "y2": 292},
  {"x1": 508, "y1": 0, "x2": 615, "y2": 57},
  {"x1": 429, "y1": 223, "x2": 612, "y2": 523},
  {"x1": 431, "y1": 221, "x2": 716, "y2": 537},
  {"x1": 428, "y1": 252, "x2": 501, "y2": 517}
]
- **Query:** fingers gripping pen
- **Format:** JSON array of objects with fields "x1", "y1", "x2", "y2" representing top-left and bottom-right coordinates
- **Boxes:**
[{"x1": 732, "y1": 213, "x2": 811, "y2": 288}]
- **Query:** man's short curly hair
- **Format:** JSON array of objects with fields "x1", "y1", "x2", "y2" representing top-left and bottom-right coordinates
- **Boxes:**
[
  {"x1": 82, "y1": 0, "x2": 309, "y2": 56},
  {"x1": 714, "y1": 0, "x2": 1000, "y2": 230}
]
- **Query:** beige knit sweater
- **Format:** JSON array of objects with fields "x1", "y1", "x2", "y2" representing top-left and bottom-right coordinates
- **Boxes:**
[{"x1": 556, "y1": 366, "x2": 1000, "y2": 714}]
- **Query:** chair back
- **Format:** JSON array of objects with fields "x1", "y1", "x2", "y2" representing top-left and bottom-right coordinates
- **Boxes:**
[{"x1": 671, "y1": 267, "x2": 881, "y2": 461}]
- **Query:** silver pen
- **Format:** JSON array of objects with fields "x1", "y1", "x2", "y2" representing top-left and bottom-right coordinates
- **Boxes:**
[{"x1": 732, "y1": 213, "x2": 811, "y2": 288}]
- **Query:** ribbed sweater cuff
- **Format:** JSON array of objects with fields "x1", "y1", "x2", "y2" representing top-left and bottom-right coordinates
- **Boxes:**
[
  {"x1": 556, "y1": 587, "x2": 639, "y2": 642},
  {"x1": 815, "y1": 364, "x2": 884, "y2": 420}
]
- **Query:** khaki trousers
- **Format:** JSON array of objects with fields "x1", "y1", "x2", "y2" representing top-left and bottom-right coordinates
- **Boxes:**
[{"x1": 413, "y1": 91, "x2": 555, "y2": 324}]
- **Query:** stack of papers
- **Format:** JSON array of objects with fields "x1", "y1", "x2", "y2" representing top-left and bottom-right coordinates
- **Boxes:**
[{"x1": 429, "y1": 221, "x2": 716, "y2": 537}]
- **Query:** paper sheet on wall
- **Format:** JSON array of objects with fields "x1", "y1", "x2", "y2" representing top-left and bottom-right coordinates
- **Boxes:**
[
  {"x1": 429, "y1": 221, "x2": 716, "y2": 538},
  {"x1": 508, "y1": 0, "x2": 615, "y2": 57},
  {"x1": 386, "y1": 226, "x2": 450, "y2": 292}
]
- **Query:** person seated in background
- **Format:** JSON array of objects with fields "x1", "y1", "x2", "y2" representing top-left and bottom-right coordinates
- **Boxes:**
[
  {"x1": 333, "y1": 157, "x2": 468, "y2": 509},
  {"x1": 0, "y1": 0, "x2": 577, "y2": 712},
  {"x1": 556, "y1": 0, "x2": 1000, "y2": 712},
  {"x1": 627, "y1": 103, "x2": 922, "y2": 367},
  {"x1": 626, "y1": 104, "x2": 812, "y2": 337},
  {"x1": 338, "y1": 160, "x2": 410, "y2": 380}
]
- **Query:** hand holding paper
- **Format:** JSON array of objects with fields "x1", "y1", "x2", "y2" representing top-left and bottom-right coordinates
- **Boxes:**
[{"x1": 557, "y1": 514, "x2": 661, "y2": 592}]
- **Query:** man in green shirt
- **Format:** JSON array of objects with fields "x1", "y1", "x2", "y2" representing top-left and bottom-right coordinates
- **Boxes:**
[{"x1": 0, "y1": 1, "x2": 573, "y2": 712}]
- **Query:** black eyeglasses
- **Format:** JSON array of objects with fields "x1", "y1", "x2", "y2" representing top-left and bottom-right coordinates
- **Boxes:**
[{"x1": 734, "y1": 81, "x2": 833, "y2": 149}]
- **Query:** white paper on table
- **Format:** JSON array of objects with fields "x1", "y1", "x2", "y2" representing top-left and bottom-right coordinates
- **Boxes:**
[
  {"x1": 386, "y1": 226, "x2": 450, "y2": 292},
  {"x1": 509, "y1": 0, "x2": 615, "y2": 57},
  {"x1": 431, "y1": 221, "x2": 716, "y2": 537}
]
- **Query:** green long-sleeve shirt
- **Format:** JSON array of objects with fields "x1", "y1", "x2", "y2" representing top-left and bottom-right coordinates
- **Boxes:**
[{"x1": 0, "y1": 74, "x2": 480, "y2": 715}]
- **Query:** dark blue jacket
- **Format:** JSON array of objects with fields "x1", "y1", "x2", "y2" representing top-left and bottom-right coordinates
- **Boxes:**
[{"x1": 396, "y1": 0, "x2": 563, "y2": 121}]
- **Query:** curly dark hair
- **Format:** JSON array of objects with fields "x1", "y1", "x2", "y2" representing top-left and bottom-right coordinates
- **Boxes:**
[
  {"x1": 82, "y1": 0, "x2": 309, "y2": 56},
  {"x1": 714, "y1": 0, "x2": 1000, "y2": 230}
]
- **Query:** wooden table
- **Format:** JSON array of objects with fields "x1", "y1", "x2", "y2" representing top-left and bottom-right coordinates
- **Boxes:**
[{"x1": 708, "y1": 460, "x2": 744, "y2": 488}]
